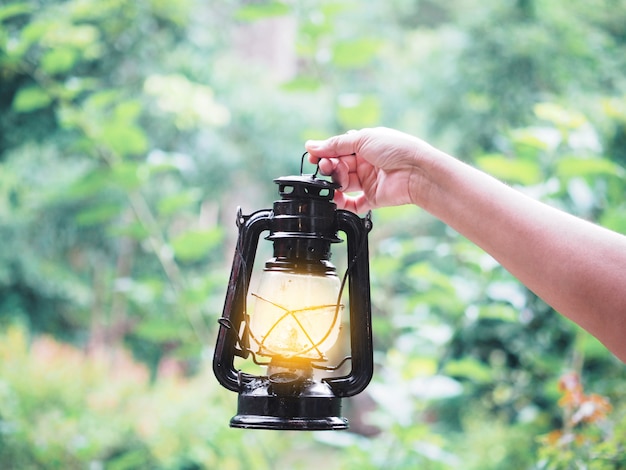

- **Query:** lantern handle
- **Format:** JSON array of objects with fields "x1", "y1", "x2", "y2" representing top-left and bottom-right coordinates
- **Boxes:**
[
  {"x1": 213, "y1": 208, "x2": 273, "y2": 392},
  {"x1": 300, "y1": 152, "x2": 320, "y2": 178},
  {"x1": 323, "y1": 209, "x2": 374, "y2": 396}
]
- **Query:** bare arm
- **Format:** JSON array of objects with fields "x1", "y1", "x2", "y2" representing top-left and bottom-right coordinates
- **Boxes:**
[{"x1": 306, "y1": 127, "x2": 626, "y2": 362}]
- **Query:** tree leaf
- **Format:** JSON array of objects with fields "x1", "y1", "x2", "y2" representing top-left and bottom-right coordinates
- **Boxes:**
[
  {"x1": 110, "y1": 162, "x2": 143, "y2": 190},
  {"x1": 556, "y1": 156, "x2": 624, "y2": 179},
  {"x1": 101, "y1": 123, "x2": 148, "y2": 157},
  {"x1": 477, "y1": 304, "x2": 518, "y2": 322},
  {"x1": 134, "y1": 318, "x2": 180, "y2": 342},
  {"x1": 534, "y1": 102, "x2": 587, "y2": 129},
  {"x1": 476, "y1": 154, "x2": 542, "y2": 185},
  {"x1": 41, "y1": 47, "x2": 77, "y2": 75},
  {"x1": 280, "y1": 76, "x2": 322, "y2": 92},
  {"x1": 170, "y1": 228, "x2": 223, "y2": 262},
  {"x1": 157, "y1": 189, "x2": 202, "y2": 216},
  {"x1": 106, "y1": 222, "x2": 150, "y2": 240},
  {"x1": 0, "y1": 2, "x2": 34, "y2": 22},
  {"x1": 332, "y1": 38, "x2": 382, "y2": 68},
  {"x1": 599, "y1": 207, "x2": 626, "y2": 234},
  {"x1": 114, "y1": 100, "x2": 143, "y2": 122},
  {"x1": 41, "y1": 23, "x2": 99, "y2": 49},
  {"x1": 19, "y1": 19, "x2": 51, "y2": 45},
  {"x1": 64, "y1": 168, "x2": 110, "y2": 199},
  {"x1": 235, "y1": 2, "x2": 290, "y2": 21},
  {"x1": 337, "y1": 94, "x2": 381, "y2": 129},
  {"x1": 12, "y1": 85, "x2": 52, "y2": 112},
  {"x1": 75, "y1": 203, "x2": 121, "y2": 226},
  {"x1": 443, "y1": 358, "x2": 493, "y2": 383}
]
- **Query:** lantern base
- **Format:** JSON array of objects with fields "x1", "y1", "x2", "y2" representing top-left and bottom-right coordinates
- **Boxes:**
[
  {"x1": 230, "y1": 411, "x2": 347, "y2": 431},
  {"x1": 230, "y1": 376, "x2": 348, "y2": 431}
]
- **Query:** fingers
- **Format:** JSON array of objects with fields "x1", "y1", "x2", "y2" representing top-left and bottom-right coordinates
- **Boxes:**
[
  {"x1": 316, "y1": 156, "x2": 363, "y2": 192},
  {"x1": 318, "y1": 157, "x2": 349, "y2": 189},
  {"x1": 305, "y1": 130, "x2": 371, "y2": 214},
  {"x1": 334, "y1": 191, "x2": 371, "y2": 214},
  {"x1": 317, "y1": 158, "x2": 336, "y2": 176},
  {"x1": 305, "y1": 130, "x2": 362, "y2": 159}
]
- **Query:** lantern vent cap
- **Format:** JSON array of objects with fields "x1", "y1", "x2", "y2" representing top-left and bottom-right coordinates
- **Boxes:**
[{"x1": 273, "y1": 175, "x2": 339, "y2": 201}]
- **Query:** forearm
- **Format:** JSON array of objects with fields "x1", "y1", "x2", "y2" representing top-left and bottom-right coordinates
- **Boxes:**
[{"x1": 418, "y1": 150, "x2": 626, "y2": 362}]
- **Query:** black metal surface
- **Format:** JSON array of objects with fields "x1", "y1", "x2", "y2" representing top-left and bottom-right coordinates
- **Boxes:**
[
  {"x1": 267, "y1": 175, "x2": 341, "y2": 273},
  {"x1": 323, "y1": 209, "x2": 374, "y2": 396},
  {"x1": 213, "y1": 208, "x2": 271, "y2": 392},
  {"x1": 230, "y1": 376, "x2": 348, "y2": 431}
]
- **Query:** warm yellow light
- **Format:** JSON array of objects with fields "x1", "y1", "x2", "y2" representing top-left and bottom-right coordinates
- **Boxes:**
[{"x1": 248, "y1": 271, "x2": 343, "y2": 362}]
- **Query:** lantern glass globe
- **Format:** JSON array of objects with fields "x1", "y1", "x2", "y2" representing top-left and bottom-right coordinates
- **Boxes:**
[{"x1": 249, "y1": 270, "x2": 343, "y2": 362}]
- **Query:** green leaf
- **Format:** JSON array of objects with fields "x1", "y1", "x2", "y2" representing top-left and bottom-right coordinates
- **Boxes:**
[
  {"x1": 534, "y1": 102, "x2": 587, "y2": 129},
  {"x1": 235, "y1": 2, "x2": 290, "y2": 21},
  {"x1": 75, "y1": 203, "x2": 121, "y2": 226},
  {"x1": 556, "y1": 156, "x2": 624, "y2": 179},
  {"x1": 371, "y1": 256, "x2": 403, "y2": 279},
  {"x1": 110, "y1": 162, "x2": 143, "y2": 190},
  {"x1": 106, "y1": 222, "x2": 150, "y2": 240},
  {"x1": 101, "y1": 123, "x2": 148, "y2": 157},
  {"x1": 476, "y1": 154, "x2": 542, "y2": 185},
  {"x1": 332, "y1": 38, "x2": 382, "y2": 68},
  {"x1": 406, "y1": 262, "x2": 454, "y2": 292},
  {"x1": 170, "y1": 228, "x2": 223, "y2": 262},
  {"x1": 280, "y1": 76, "x2": 322, "y2": 92},
  {"x1": 404, "y1": 356, "x2": 438, "y2": 378},
  {"x1": 42, "y1": 24, "x2": 99, "y2": 49},
  {"x1": 135, "y1": 318, "x2": 179, "y2": 342},
  {"x1": 64, "y1": 169, "x2": 110, "y2": 199},
  {"x1": 510, "y1": 128, "x2": 555, "y2": 153},
  {"x1": 58, "y1": 77, "x2": 98, "y2": 102},
  {"x1": 443, "y1": 358, "x2": 493, "y2": 383},
  {"x1": 114, "y1": 100, "x2": 143, "y2": 122},
  {"x1": 106, "y1": 449, "x2": 152, "y2": 470},
  {"x1": 19, "y1": 19, "x2": 51, "y2": 45},
  {"x1": 41, "y1": 47, "x2": 77, "y2": 75},
  {"x1": 337, "y1": 94, "x2": 381, "y2": 129},
  {"x1": 576, "y1": 328, "x2": 612, "y2": 361},
  {"x1": 375, "y1": 205, "x2": 421, "y2": 224},
  {"x1": 12, "y1": 86, "x2": 52, "y2": 112},
  {"x1": 599, "y1": 207, "x2": 626, "y2": 234},
  {"x1": 143, "y1": 74, "x2": 229, "y2": 129},
  {"x1": 477, "y1": 304, "x2": 518, "y2": 322},
  {"x1": 157, "y1": 189, "x2": 202, "y2": 216},
  {"x1": 84, "y1": 89, "x2": 119, "y2": 110},
  {"x1": 0, "y1": 2, "x2": 34, "y2": 22}
]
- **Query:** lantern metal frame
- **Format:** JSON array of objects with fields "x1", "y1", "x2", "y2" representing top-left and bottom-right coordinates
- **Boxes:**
[{"x1": 213, "y1": 160, "x2": 373, "y2": 431}]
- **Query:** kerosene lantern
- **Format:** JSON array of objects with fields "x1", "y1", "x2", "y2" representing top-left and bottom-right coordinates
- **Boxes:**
[{"x1": 213, "y1": 154, "x2": 374, "y2": 430}]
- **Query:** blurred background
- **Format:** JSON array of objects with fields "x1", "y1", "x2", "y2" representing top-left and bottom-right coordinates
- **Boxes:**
[{"x1": 1, "y1": 0, "x2": 625, "y2": 468}]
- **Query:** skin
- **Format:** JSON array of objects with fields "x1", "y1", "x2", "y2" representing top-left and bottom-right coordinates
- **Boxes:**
[{"x1": 306, "y1": 127, "x2": 626, "y2": 363}]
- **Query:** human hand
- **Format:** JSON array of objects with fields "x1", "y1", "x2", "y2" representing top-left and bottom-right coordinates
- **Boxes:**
[{"x1": 305, "y1": 127, "x2": 440, "y2": 213}]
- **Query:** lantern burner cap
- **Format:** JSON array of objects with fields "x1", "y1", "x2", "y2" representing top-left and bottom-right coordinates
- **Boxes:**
[
  {"x1": 268, "y1": 370, "x2": 306, "y2": 395},
  {"x1": 274, "y1": 175, "x2": 339, "y2": 201}
]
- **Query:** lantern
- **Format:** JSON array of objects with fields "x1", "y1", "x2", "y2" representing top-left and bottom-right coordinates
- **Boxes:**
[{"x1": 213, "y1": 155, "x2": 373, "y2": 431}]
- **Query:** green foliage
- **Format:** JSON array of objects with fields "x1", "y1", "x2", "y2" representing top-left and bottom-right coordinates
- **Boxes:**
[
  {"x1": 235, "y1": 2, "x2": 290, "y2": 22},
  {"x1": 12, "y1": 85, "x2": 52, "y2": 112},
  {"x1": 536, "y1": 373, "x2": 626, "y2": 469},
  {"x1": 1, "y1": 0, "x2": 626, "y2": 468},
  {"x1": 0, "y1": 326, "x2": 346, "y2": 469}
]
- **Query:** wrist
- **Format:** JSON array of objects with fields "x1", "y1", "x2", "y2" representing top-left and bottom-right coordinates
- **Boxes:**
[{"x1": 406, "y1": 144, "x2": 455, "y2": 212}]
